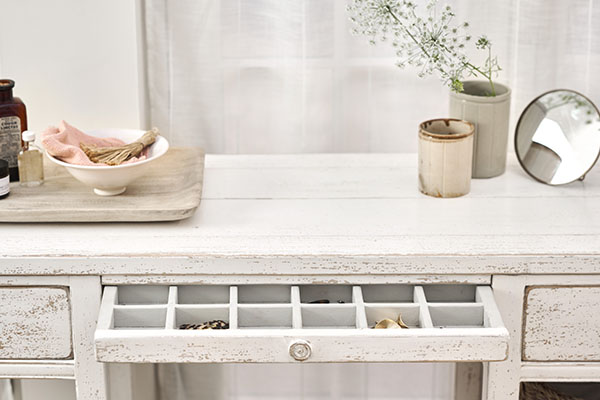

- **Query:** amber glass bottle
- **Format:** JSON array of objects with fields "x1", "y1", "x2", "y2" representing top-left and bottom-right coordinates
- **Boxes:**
[{"x1": 0, "y1": 79, "x2": 27, "y2": 181}]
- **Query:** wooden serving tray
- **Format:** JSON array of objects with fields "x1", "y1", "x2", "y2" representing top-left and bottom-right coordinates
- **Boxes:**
[{"x1": 0, "y1": 147, "x2": 204, "y2": 222}]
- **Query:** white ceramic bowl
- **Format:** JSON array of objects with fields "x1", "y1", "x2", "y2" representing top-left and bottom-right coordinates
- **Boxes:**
[{"x1": 45, "y1": 129, "x2": 169, "y2": 196}]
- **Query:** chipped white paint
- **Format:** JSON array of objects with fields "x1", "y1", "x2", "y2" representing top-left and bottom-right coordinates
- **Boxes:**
[
  {"x1": 0, "y1": 360, "x2": 74, "y2": 379},
  {"x1": 485, "y1": 275, "x2": 526, "y2": 400},
  {"x1": 520, "y1": 362, "x2": 600, "y2": 382},
  {"x1": 94, "y1": 285, "x2": 508, "y2": 363},
  {"x1": 0, "y1": 287, "x2": 72, "y2": 359},
  {"x1": 1, "y1": 154, "x2": 599, "y2": 399},
  {"x1": 486, "y1": 275, "x2": 600, "y2": 400},
  {"x1": 96, "y1": 330, "x2": 508, "y2": 364},
  {"x1": 101, "y1": 274, "x2": 492, "y2": 285},
  {"x1": 70, "y1": 276, "x2": 108, "y2": 400},
  {"x1": 523, "y1": 286, "x2": 600, "y2": 361},
  {"x1": 1, "y1": 255, "x2": 600, "y2": 277},
  {"x1": 0, "y1": 154, "x2": 599, "y2": 275}
]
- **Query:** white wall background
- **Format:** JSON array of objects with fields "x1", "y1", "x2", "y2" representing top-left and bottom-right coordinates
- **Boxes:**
[{"x1": 0, "y1": 0, "x2": 141, "y2": 133}]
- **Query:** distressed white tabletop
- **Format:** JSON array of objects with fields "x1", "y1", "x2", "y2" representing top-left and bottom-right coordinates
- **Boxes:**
[{"x1": 1, "y1": 153, "x2": 600, "y2": 276}]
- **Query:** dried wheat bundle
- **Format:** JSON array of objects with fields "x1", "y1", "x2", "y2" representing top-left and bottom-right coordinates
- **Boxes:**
[{"x1": 80, "y1": 128, "x2": 159, "y2": 166}]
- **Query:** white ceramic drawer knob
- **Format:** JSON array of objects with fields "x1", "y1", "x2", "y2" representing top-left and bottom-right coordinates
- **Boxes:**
[{"x1": 289, "y1": 340, "x2": 312, "y2": 361}]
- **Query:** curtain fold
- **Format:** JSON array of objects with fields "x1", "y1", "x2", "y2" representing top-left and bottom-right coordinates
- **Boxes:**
[
  {"x1": 142, "y1": 0, "x2": 599, "y2": 153},
  {"x1": 0, "y1": 380, "x2": 12, "y2": 400}
]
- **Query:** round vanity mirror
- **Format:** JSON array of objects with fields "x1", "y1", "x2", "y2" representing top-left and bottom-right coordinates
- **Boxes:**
[{"x1": 515, "y1": 89, "x2": 600, "y2": 185}]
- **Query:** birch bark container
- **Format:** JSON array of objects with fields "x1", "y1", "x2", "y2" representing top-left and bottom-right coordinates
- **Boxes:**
[
  {"x1": 449, "y1": 81, "x2": 511, "y2": 178},
  {"x1": 418, "y1": 118, "x2": 474, "y2": 198}
]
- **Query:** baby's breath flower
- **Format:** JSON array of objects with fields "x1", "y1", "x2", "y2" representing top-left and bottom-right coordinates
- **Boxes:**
[
  {"x1": 450, "y1": 77, "x2": 464, "y2": 93},
  {"x1": 348, "y1": 0, "x2": 502, "y2": 95},
  {"x1": 476, "y1": 36, "x2": 490, "y2": 50}
]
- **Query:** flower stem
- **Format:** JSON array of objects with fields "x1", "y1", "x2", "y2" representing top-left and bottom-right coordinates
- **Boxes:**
[
  {"x1": 384, "y1": 5, "x2": 497, "y2": 96},
  {"x1": 385, "y1": 6, "x2": 432, "y2": 59},
  {"x1": 464, "y1": 61, "x2": 496, "y2": 96},
  {"x1": 488, "y1": 46, "x2": 496, "y2": 96}
]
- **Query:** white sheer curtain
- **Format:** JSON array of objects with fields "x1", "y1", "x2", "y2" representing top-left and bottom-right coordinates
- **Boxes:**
[
  {"x1": 141, "y1": 0, "x2": 599, "y2": 153},
  {"x1": 140, "y1": 1, "x2": 598, "y2": 399}
]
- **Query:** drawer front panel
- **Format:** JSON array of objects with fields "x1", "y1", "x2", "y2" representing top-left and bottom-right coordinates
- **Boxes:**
[
  {"x1": 95, "y1": 284, "x2": 508, "y2": 363},
  {"x1": 523, "y1": 286, "x2": 600, "y2": 361},
  {"x1": 0, "y1": 287, "x2": 72, "y2": 359},
  {"x1": 96, "y1": 331, "x2": 507, "y2": 363}
]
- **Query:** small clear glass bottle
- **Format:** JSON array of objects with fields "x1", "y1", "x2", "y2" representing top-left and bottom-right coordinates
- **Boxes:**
[{"x1": 18, "y1": 130, "x2": 43, "y2": 186}]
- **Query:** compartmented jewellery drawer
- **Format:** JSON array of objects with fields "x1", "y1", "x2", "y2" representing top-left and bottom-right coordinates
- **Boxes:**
[
  {"x1": 523, "y1": 286, "x2": 600, "y2": 361},
  {"x1": 95, "y1": 284, "x2": 508, "y2": 363},
  {"x1": 0, "y1": 287, "x2": 72, "y2": 359}
]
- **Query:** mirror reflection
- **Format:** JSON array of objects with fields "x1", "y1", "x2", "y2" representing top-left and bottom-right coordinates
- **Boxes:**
[{"x1": 515, "y1": 90, "x2": 600, "y2": 185}]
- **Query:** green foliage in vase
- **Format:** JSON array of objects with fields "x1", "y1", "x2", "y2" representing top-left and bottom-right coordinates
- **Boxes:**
[{"x1": 348, "y1": 0, "x2": 502, "y2": 96}]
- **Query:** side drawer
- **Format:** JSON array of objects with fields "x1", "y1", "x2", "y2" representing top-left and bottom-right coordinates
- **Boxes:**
[
  {"x1": 0, "y1": 286, "x2": 72, "y2": 359},
  {"x1": 95, "y1": 284, "x2": 508, "y2": 363},
  {"x1": 523, "y1": 286, "x2": 600, "y2": 361}
]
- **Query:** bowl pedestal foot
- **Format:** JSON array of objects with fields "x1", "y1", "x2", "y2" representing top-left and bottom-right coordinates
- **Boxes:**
[{"x1": 94, "y1": 187, "x2": 126, "y2": 196}]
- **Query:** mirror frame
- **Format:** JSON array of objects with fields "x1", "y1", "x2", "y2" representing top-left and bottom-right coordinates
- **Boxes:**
[{"x1": 514, "y1": 88, "x2": 600, "y2": 185}]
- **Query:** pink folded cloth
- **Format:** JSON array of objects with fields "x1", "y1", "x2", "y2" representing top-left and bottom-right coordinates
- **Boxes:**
[{"x1": 41, "y1": 121, "x2": 145, "y2": 166}]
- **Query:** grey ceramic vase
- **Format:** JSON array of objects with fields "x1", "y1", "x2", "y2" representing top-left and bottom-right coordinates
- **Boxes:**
[{"x1": 449, "y1": 81, "x2": 511, "y2": 178}]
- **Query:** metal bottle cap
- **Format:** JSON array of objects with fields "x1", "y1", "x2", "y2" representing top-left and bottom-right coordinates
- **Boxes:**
[{"x1": 22, "y1": 130, "x2": 36, "y2": 142}]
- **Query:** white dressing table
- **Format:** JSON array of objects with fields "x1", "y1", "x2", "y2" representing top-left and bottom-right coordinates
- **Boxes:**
[{"x1": 1, "y1": 154, "x2": 599, "y2": 400}]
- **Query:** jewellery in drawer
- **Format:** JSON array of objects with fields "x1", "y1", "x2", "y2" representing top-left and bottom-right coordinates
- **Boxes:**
[
  {"x1": 309, "y1": 299, "x2": 346, "y2": 304},
  {"x1": 373, "y1": 314, "x2": 409, "y2": 329},
  {"x1": 179, "y1": 320, "x2": 229, "y2": 330}
]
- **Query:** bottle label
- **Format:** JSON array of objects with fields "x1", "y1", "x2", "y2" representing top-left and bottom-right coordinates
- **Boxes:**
[
  {"x1": 0, "y1": 116, "x2": 22, "y2": 168},
  {"x1": 0, "y1": 175, "x2": 9, "y2": 196}
]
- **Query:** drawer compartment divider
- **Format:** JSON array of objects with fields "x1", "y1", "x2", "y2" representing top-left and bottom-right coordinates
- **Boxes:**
[
  {"x1": 229, "y1": 286, "x2": 238, "y2": 330},
  {"x1": 97, "y1": 286, "x2": 118, "y2": 331},
  {"x1": 165, "y1": 286, "x2": 178, "y2": 329},
  {"x1": 476, "y1": 286, "x2": 504, "y2": 328},
  {"x1": 414, "y1": 286, "x2": 434, "y2": 328},
  {"x1": 291, "y1": 286, "x2": 302, "y2": 329},
  {"x1": 353, "y1": 286, "x2": 368, "y2": 329}
]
